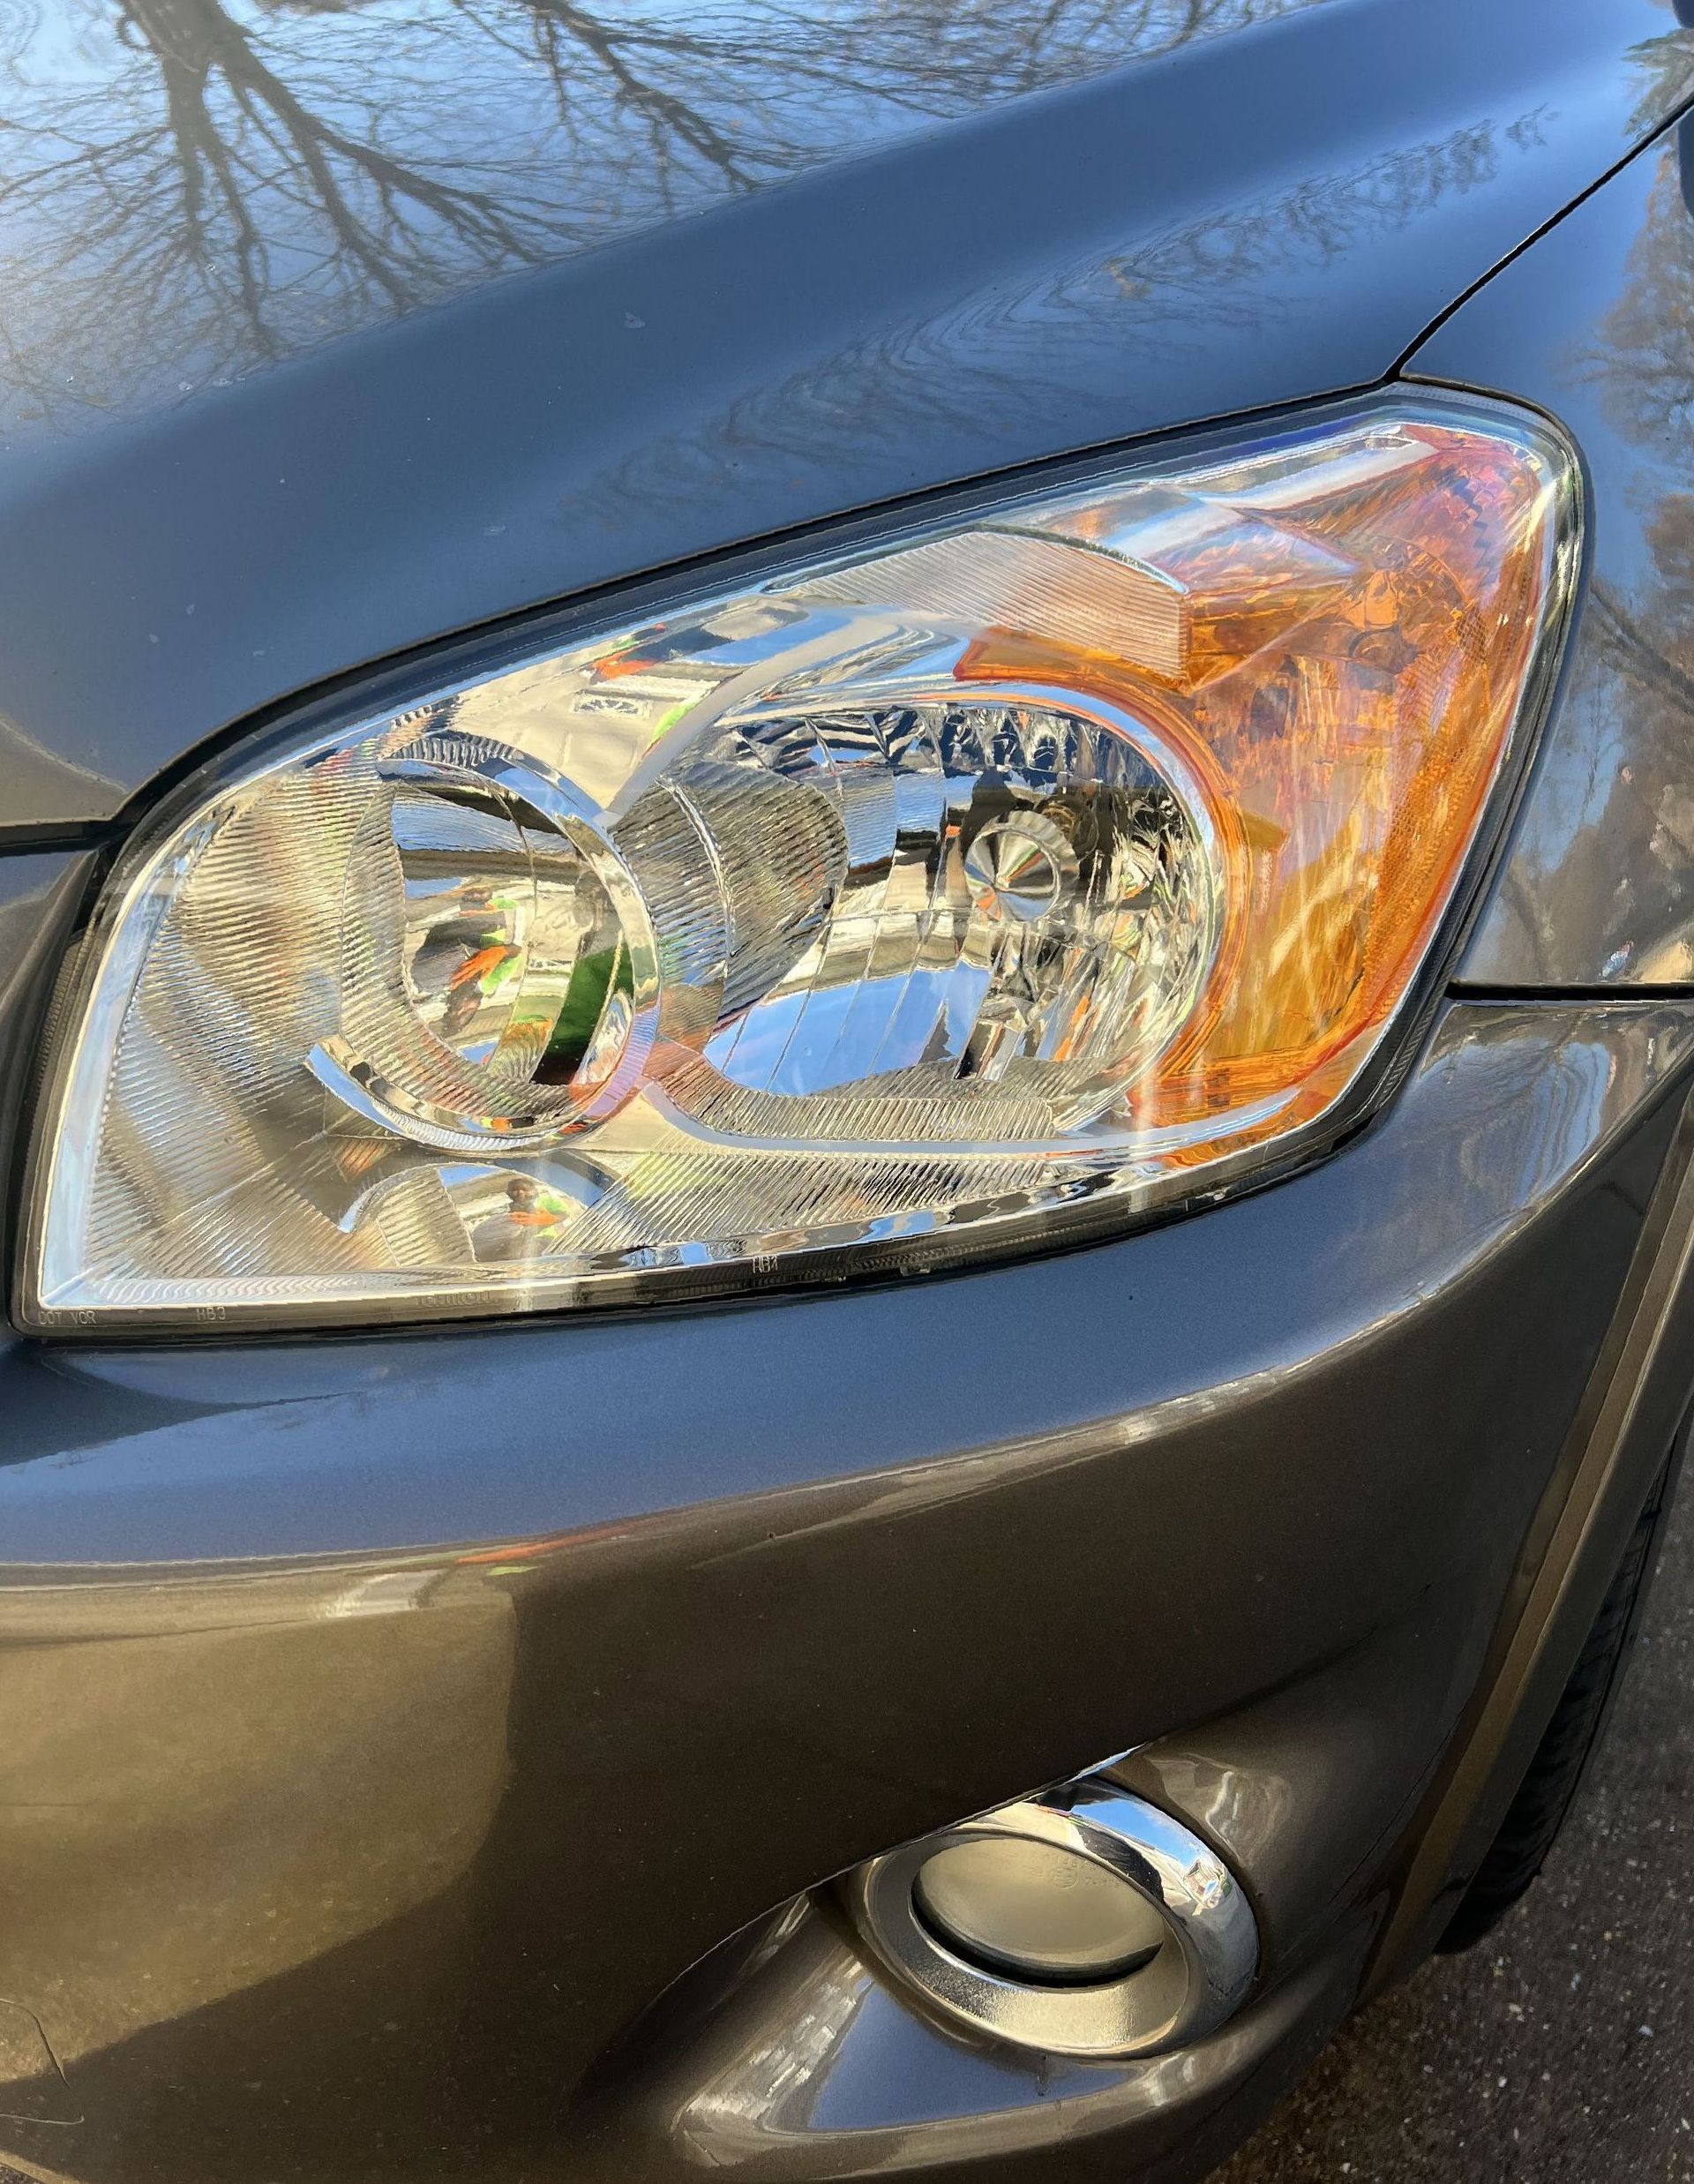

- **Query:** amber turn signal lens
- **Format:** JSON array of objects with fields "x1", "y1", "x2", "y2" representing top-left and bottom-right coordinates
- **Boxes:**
[{"x1": 957, "y1": 412, "x2": 1573, "y2": 1156}]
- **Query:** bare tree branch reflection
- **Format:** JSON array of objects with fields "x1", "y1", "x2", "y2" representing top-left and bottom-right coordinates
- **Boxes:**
[
  {"x1": 0, "y1": 0, "x2": 1317, "y2": 421},
  {"x1": 130, "y1": 0, "x2": 545, "y2": 319}
]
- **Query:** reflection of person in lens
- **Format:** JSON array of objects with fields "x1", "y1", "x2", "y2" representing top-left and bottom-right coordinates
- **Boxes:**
[
  {"x1": 499, "y1": 1179, "x2": 585, "y2": 1249},
  {"x1": 422, "y1": 906, "x2": 525, "y2": 1048},
  {"x1": 414, "y1": 879, "x2": 516, "y2": 967},
  {"x1": 411, "y1": 886, "x2": 500, "y2": 990},
  {"x1": 505, "y1": 1176, "x2": 578, "y2": 1229},
  {"x1": 471, "y1": 1175, "x2": 557, "y2": 1262},
  {"x1": 438, "y1": 940, "x2": 521, "y2": 1040}
]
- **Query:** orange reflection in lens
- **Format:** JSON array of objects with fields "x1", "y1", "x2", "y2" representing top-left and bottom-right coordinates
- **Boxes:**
[{"x1": 957, "y1": 418, "x2": 1566, "y2": 1150}]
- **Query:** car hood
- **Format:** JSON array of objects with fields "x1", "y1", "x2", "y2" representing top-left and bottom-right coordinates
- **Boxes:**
[{"x1": 0, "y1": 0, "x2": 1689, "y2": 828}]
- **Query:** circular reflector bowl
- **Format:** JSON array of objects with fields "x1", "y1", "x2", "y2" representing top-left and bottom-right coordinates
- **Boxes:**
[{"x1": 849, "y1": 1783, "x2": 1258, "y2": 2059}]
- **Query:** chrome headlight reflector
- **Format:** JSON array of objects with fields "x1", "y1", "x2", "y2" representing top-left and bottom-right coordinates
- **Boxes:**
[{"x1": 19, "y1": 394, "x2": 1578, "y2": 1330}]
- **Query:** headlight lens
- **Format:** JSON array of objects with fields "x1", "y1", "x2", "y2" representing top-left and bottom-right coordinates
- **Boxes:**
[{"x1": 20, "y1": 394, "x2": 1578, "y2": 1330}]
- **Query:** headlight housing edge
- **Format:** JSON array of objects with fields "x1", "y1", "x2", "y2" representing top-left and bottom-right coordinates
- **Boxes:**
[{"x1": 15, "y1": 386, "x2": 1583, "y2": 1333}]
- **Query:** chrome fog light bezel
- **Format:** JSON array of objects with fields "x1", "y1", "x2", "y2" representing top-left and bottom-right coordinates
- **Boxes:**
[{"x1": 849, "y1": 1782, "x2": 1258, "y2": 2059}]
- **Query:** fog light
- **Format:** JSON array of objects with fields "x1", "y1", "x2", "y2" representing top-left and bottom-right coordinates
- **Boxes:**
[
  {"x1": 849, "y1": 1775, "x2": 1257, "y2": 2059},
  {"x1": 912, "y1": 1835, "x2": 1167, "y2": 1982}
]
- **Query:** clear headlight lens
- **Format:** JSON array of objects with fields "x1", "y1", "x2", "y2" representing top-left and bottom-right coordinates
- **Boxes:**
[{"x1": 19, "y1": 395, "x2": 1578, "y2": 1330}]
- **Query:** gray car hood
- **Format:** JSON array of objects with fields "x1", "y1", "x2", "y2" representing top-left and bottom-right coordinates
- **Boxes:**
[{"x1": 0, "y1": 0, "x2": 1687, "y2": 827}]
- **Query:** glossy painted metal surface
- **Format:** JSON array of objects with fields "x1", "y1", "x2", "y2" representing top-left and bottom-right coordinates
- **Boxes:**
[
  {"x1": 1375, "y1": 1082, "x2": 1694, "y2": 1983},
  {"x1": 0, "y1": 990, "x2": 1689, "y2": 2180},
  {"x1": 0, "y1": 856, "x2": 83, "y2": 1011},
  {"x1": 0, "y1": 9, "x2": 1692, "y2": 2177},
  {"x1": 577, "y1": 1903, "x2": 1368, "y2": 2184},
  {"x1": 1426, "y1": 117, "x2": 1694, "y2": 988},
  {"x1": 0, "y1": 852, "x2": 94, "y2": 1275},
  {"x1": 0, "y1": 0, "x2": 1684, "y2": 828}
]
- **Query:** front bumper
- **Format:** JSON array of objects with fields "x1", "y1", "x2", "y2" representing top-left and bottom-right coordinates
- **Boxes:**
[{"x1": 0, "y1": 994, "x2": 1690, "y2": 2183}]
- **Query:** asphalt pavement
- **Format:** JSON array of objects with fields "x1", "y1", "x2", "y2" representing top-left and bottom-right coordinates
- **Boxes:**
[{"x1": 1217, "y1": 1479, "x2": 1694, "y2": 2183}]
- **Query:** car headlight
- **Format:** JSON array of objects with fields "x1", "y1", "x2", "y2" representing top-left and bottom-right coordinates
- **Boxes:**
[{"x1": 18, "y1": 393, "x2": 1578, "y2": 1332}]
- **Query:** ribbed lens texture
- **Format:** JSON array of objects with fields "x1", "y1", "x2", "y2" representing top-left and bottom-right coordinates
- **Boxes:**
[
  {"x1": 79, "y1": 700, "x2": 1211, "y2": 1301},
  {"x1": 26, "y1": 400, "x2": 1575, "y2": 1326}
]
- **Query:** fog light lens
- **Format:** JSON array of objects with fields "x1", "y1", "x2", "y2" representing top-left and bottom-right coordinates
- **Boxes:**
[
  {"x1": 850, "y1": 1779, "x2": 1258, "y2": 2058},
  {"x1": 913, "y1": 1835, "x2": 1167, "y2": 1982}
]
